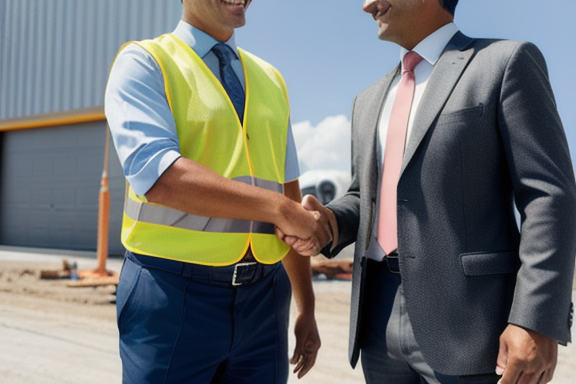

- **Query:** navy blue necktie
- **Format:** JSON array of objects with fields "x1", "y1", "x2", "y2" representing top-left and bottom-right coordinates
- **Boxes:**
[{"x1": 211, "y1": 43, "x2": 245, "y2": 123}]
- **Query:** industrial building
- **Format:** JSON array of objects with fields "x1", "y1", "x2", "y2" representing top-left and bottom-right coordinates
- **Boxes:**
[{"x1": 0, "y1": 0, "x2": 182, "y2": 254}]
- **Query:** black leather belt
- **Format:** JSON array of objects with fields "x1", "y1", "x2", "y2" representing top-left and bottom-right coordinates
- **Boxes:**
[
  {"x1": 383, "y1": 251, "x2": 400, "y2": 274},
  {"x1": 126, "y1": 251, "x2": 278, "y2": 287}
]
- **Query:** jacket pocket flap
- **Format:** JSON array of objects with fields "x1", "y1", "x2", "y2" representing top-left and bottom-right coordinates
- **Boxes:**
[{"x1": 460, "y1": 251, "x2": 519, "y2": 276}]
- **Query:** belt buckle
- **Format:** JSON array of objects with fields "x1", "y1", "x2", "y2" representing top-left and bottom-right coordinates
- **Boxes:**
[
  {"x1": 384, "y1": 252, "x2": 400, "y2": 274},
  {"x1": 232, "y1": 262, "x2": 258, "y2": 286}
]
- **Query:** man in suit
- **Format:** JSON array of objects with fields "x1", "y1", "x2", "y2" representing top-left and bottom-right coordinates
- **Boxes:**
[{"x1": 282, "y1": 0, "x2": 576, "y2": 383}]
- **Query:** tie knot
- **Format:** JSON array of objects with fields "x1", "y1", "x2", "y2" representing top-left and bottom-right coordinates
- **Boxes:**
[
  {"x1": 211, "y1": 43, "x2": 235, "y2": 63},
  {"x1": 402, "y1": 51, "x2": 423, "y2": 73}
]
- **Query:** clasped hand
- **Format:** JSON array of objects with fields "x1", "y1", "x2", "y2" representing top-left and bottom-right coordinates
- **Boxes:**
[{"x1": 276, "y1": 195, "x2": 335, "y2": 256}]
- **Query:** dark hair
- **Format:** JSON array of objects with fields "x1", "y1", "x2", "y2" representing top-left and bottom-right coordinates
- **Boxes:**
[{"x1": 438, "y1": 0, "x2": 458, "y2": 15}]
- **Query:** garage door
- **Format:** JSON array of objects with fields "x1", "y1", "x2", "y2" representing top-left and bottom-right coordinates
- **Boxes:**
[{"x1": 0, "y1": 121, "x2": 125, "y2": 254}]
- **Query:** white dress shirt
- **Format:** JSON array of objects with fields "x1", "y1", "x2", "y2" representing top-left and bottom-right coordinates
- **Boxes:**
[{"x1": 367, "y1": 22, "x2": 460, "y2": 261}]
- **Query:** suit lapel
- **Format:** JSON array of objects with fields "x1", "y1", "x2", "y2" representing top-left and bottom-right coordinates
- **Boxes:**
[{"x1": 401, "y1": 32, "x2": 475, "y2": 173}]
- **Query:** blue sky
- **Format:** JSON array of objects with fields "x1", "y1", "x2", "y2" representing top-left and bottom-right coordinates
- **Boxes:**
[{"x1": 235, "y1": 0, "x2": 576, "y2": 173}]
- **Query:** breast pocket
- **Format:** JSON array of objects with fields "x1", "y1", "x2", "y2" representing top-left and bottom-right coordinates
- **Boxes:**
[{"x1": 437, "y1": 104, "x2": 484, "y2": 125}]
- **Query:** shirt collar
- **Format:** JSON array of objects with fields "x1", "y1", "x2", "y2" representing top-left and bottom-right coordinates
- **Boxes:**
[
  {"x1": 400, "y1": 22, "x2": 459, "y2": 67},
  {"x1": 173, "y1": 20, "x2": 240, "y2": 59}
]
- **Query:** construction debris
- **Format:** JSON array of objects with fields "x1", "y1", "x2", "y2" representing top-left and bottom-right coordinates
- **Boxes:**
[
  {"x1": 39, "y1": 259, "x2": 76, "y2": 280},
  {"x1": 67, "y1": 275, "x2": 119, "y2": 288},
  {"x1": 311, "y1": 256, "x2": 353, "y2": 281},
  {"x1": 39, "y1": 258, "x2": 118, "y2": 287}
]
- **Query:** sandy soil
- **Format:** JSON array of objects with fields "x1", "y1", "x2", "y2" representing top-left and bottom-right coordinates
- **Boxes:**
[{"x1": 0, "y1": 254, "x2": 574, "y2": 384}]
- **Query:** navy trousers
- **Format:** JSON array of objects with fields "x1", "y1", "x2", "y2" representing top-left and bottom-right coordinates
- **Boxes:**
[{"x1": 116, "y1": 252, "x2": 292, "y2": 384}]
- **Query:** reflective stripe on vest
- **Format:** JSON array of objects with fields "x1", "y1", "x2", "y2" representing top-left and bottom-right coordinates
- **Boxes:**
[
  {"x1": 118, "y1": 34, "x2": 291, "y2": 266},
  {"x1": 124, "y1": 177, "x2": 282, "y2": 235}
]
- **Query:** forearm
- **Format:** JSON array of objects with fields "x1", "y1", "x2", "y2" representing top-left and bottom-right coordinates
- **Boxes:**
[
  {"x1": 145, "y1": 157, "x2": 311, "y2": 237},
  {"x1": 282, "y1": 180, "x2": 315, "y2": 314},
  {"x1": 282, "y1": 250, "x2": 315, "y2": 313}
]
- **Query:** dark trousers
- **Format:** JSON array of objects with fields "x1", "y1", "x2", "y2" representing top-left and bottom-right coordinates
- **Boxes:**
[
  {"x1": 359, "y1": 259, "x2": 500, "y2": 384},
  {"x1": 116, "y1": 251, "x2": 291, "y2": 384}
]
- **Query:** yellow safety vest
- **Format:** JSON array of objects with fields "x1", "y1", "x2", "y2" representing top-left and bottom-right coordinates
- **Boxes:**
[{"x1": 120, "y1": 34, "x2": 291, "y2": 265}]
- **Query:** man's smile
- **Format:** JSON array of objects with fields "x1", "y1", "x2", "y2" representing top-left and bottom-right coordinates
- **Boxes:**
[
  {"x1": 375, "y1": 4, "x2": 391, "y2": 20},
  {"x1": 221, "y1": 0, "x2": 247, "y2": 7}
]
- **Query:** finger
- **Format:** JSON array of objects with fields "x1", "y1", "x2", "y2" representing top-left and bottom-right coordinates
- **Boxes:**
[
  {"x1": 275, "y1": 227, "x2": 285, "y2": 241},
  {"x1": 541, "y1": 347, "x2": 557, "y2": 384},
  {"x1": 292, "y1": 352, "x2": 307, "y2": 376},
  {"x1": 290, "y1": 238, "x2": 316, "y2": 256},
  {"x1": 293, "y1": 354, "x2": 305, "y2": 375},
  {"x1": 297, "y1": 351, "x2": 318, "y2": 378},
  {"x1": 515, "y1": 371, "x2": 541, "y2": 384},
  {"x1": 290, "y1": 346, "x2": 306, "y2": 373},
  {"x1": 293, "y1": 237, "x2": 320, "y2": 256},
  {"x1": 525, "y1": 371, "x2": 550, "y2": 384},
  {"x1": 541, "y1": 367, "x2": 554, "y2": 384},
  {"x1": 283, "y1": 235, "x2": 298, "y2": 247},
  {"x1": 290, "y1": 337, "x2": 304, "y2": 365},
  {"x1": 289, "y1": 350, "x2": 300, "y2": 365},
  {"x1": 500, "y1": 367, "x2": 522, "y2": 384},
  {"x1": 496, "y1": 334, "x2": 509, "y2": 377}
]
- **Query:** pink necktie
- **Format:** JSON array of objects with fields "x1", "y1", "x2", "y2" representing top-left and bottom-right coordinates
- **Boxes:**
[{"x1": 378, "y1": 51, "x2": 423, "y2": 255}]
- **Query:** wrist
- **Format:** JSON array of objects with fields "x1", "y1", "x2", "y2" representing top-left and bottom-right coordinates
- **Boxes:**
[
  {"x1": 276, "y1": 195, "x2": 298, "y2": 227},
  {"x1": 326, "y1": 208, "x2": 339, "y2": 248},
  {"x1": 296, "y1": 302, "x2": 316, "y2": 317}
]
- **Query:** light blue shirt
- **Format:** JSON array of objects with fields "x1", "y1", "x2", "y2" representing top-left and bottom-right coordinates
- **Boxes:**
[{"x1": 105, "y1": 20, "x2": 300, "y2": 196}]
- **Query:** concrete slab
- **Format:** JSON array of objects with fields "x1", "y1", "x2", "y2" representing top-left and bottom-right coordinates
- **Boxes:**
[{"x1": 0, "y1": 246, "x2": 574, "y2": 384}]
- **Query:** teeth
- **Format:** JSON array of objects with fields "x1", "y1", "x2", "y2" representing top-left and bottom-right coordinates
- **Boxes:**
[{"x1": 222, "y1": 0, "x2": 244, "y2": 5}]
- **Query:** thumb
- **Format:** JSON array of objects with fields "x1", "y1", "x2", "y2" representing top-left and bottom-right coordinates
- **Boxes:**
[
  {"x1": 496, "y1": 337, "x2": 508, "y2": 376},
  {"x1": 302, "y1": 194, "x2": 322, "y2": 211},
  {"x1": 275, "y1": 227, "x2": 286, "y2": 241}
]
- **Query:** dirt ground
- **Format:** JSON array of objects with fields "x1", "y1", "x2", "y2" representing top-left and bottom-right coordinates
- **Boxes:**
[{"x1": 0, "y1": 249, "x2": 574, "y2": 384}]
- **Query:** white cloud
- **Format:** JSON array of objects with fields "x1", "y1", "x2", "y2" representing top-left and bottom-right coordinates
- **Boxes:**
[{"x1": 293, "y1": 115, "x2": 351, "y2": 174}]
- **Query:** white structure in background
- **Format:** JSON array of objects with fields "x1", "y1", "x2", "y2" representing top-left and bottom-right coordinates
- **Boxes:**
[{"x1": 299, "y1": 169, "x2": 351, "y2": 205}]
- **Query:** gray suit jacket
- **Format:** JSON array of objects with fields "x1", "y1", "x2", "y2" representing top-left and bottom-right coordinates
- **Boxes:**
[{"x1": 326, "y1": 32, "x2": 576, "y2": 375}]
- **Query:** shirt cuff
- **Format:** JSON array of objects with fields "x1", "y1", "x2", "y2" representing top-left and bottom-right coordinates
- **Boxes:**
[{"x1": 127, "y1": 150, "x2": 181, "y2": 197}]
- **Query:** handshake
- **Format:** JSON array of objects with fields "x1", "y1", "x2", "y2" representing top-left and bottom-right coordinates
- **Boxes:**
[{"x1": 276, "y1": 194, "x2": 338, "y2": 256}]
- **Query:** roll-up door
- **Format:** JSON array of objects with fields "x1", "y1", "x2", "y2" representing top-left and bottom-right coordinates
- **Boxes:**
[{"x1": 0, "y1": 122, "x2": 124, "y2": 254}]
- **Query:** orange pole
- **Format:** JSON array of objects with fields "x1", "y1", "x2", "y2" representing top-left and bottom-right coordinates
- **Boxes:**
[
  {"x1": 78, "y1": 127, "x2": 113, "y2": 279},
  {"x1": 94, "y1": 127, "x2": 111, "y2": 276}
]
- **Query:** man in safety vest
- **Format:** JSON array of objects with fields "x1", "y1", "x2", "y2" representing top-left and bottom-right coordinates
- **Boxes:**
[{"x1": 105, "y1": 1, "x2": 326, "y2": 383}]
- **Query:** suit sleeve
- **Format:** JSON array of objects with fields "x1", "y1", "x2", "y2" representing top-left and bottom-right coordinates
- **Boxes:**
[
  {"x1": 500, "y1": 42, "x2": 576, "y2": 343},
  {"x1": 324, "y1": 96, "x2": 362, "y2": 257}
]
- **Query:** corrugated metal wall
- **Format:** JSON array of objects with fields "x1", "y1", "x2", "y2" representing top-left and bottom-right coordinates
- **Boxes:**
[
  {"x1": 0, "y1": 0, "x2": 182, "y2": 253},
  {"x1": 0, "y1": 0, "x2": 182, "y2": 119}
]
